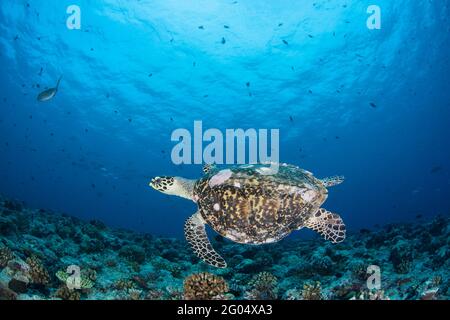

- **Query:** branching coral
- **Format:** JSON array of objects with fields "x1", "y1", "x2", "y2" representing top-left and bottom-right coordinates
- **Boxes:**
[
  {"x1": 113, "y1": 278, "x2": 136, "y2": 291},
  {"x1": 301, "y1": 281, "x2": 323, "y2": 300},
  {"x1": 26, "y1": 256, "x2": 50, "y2": 285},
  {"x1": 0, "y1": 246, "x2": 14, "y2": 268},
  {"x1": 183, "y1": 272, "x2": 229, "y2": 300},
  {"x1": 55, "y1": 269, "x2": 95, "y2": 289},
  {"x1": 245, "y1": 272, "x2": 278, "y2": 300},
  {"x1": 145, "y1": 289, "x2": 165, "y2": 300},
  {"x1": 128, "y1": 288, "x2": 142, "y2": 300}
]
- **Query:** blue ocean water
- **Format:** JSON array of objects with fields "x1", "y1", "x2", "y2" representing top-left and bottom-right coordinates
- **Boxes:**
[{"x1": 0, "y1": 0, "x2": 449, "y2": 240}]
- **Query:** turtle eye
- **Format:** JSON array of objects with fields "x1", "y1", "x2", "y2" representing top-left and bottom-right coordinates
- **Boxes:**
[
  {"x1": 150, "y1": 177, "x2": 174, "y2": 191},
  {"x1": 150, "y1": 177, "x2": 163, "y2": 189}
]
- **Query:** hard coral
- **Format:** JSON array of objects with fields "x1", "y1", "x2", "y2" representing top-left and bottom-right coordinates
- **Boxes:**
[
  {"x1": 113, "y1": 278, "x2": 135, "y2": 291},
  {"x1": 0, "y1": 246, "x2": 14, "y2": 268},
  {"x1": 54, "y1": 285, "x2": 81, "y2": 300},
  {"x1": 302, "y1": 281, "x2": 323, "y2": 300},
  {"x1": 183, "y1": 272, "x2": 229, "y2": 300},
  {"x1": 128, "y1": 288, "x2": 142, "y2": 300},
  {"x1": 26, "y1": 256, "x2": 50, "y2": 285},
  {"x1": 245, "y1": 272, "x2": 278, "y2": 300},
  {"x1": 55, "y1": 269, "x2": 95, "y2": 289}
]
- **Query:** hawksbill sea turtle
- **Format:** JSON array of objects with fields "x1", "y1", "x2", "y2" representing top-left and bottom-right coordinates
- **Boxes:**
[{"x1": 150, "y1": 163, "x2": 346, "y2": 268}]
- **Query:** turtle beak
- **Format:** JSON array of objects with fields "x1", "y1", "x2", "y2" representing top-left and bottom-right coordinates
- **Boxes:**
[{"x1": 149, "y1": 177, "x2": 160, "y2": 189}]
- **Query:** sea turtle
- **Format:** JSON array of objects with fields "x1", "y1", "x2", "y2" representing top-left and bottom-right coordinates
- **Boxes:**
[{"x1": 150, "y1": 163, "x2": 346, "y2": 268}]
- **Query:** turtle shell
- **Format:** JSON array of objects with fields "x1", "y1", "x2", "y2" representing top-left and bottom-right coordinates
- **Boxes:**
[{"x1": 193, "y1": 163, "x2": 328, "y2": 244}]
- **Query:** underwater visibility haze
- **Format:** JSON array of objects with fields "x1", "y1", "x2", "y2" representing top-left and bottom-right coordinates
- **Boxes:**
[{"x1": 0, "y1": 0, "x2": 449, "y2": 301}]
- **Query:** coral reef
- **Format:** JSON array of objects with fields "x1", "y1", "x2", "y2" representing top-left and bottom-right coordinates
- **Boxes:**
[
  {"x1": 55, "y1": 269, "x2": 95, "y2": 289},
  {"x1": 26, "y1": 256, "x2": 50, "y2": 285},
  {"x1": 0, "y1": 247, "x2": 14, "y2": 268},
  {"x1": 0, "y1": 195, "x2": 448, "y2": 300},
  {"x1": 245, "y1": 272, "x2": 278, "y2": 300},
  {"x1": 183, "y1": 272, "x2": 229, "y2": 300},
  {"x1": 302, "y1": 281, "x2": 323, "y2": 300},
  {"x1": 54, "y1": 285, "x2": 81, "y2": 300}
]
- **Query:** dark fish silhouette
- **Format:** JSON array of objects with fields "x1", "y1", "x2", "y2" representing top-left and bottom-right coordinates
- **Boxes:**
[{"x1": 37, "y1": 76, "x2": 62, "y2": 102}]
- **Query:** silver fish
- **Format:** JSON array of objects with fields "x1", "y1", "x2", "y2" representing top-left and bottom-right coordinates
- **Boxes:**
[{"x1": 37, "y1": 76, "x2": 62, "y2": 102}]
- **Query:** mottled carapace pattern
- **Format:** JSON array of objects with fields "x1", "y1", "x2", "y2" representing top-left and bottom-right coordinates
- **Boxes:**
[{"x1": 193, "y1": 164, "x2": 328, "y2": 244}]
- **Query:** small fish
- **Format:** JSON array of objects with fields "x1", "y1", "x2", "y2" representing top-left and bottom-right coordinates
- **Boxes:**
[
  {"x1": 221, "y1": 37, "x2": 226, "y2": 44},
  {"x1": 224, "y1": 25, "x2": 230, "y2": 29},
  {"x1": 37, "y1": 76, "x2": 62, "y2": 102},
  {"x1": 289, "y1": 116, "x2": 294, "y2": 122},
  {"x1": 282, "y1": 39, "x2": 289, "y2": 45},
  {"x1": 198, "y1": 25, "x2": 204, "y2": 30},
  {"x1": 370, "y1": 102, "x2": 377, "y2": 108}
]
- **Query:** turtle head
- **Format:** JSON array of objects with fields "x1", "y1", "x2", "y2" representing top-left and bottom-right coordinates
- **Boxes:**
[{"x1": 150, "y1": 176, "x2": 196, "y2": 201}]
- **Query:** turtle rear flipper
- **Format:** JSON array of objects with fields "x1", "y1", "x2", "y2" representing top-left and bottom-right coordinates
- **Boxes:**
[
  {"x1": 305, "y1": 208, "x2": 346, "y2": 243},
  {"x1": 185, "y1": 212, "x2": 227, "y2": 268},
  {"x1": 321, "y1": 176, "x2": 344, "y2": 187}
]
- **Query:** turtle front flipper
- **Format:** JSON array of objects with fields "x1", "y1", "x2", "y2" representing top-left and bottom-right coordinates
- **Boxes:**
[
  {"x1": 305, "y1": 208, "x2": 346, "y2": 243},
  {"x1": 184, "y1": 212, "x2": 227, "y2": 268},
  {"x1": 320, "y1": 176, "x2": 344, "y2": 187}
]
